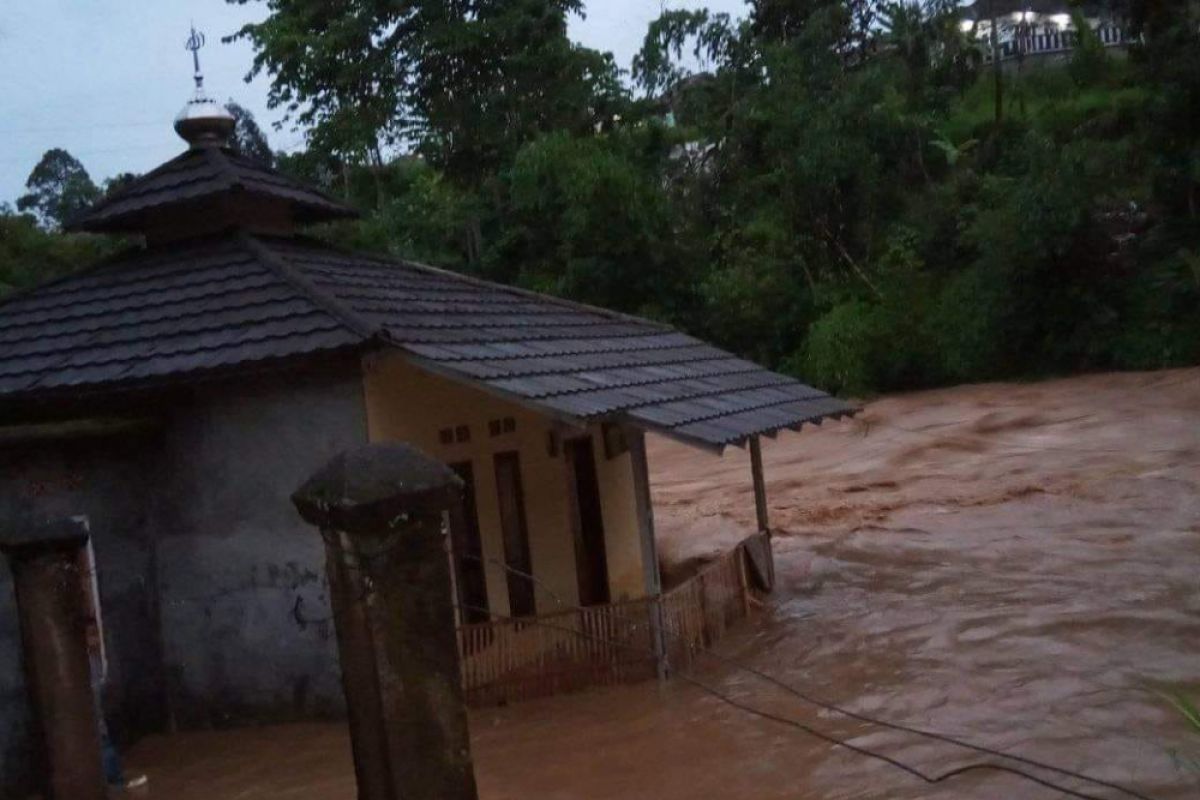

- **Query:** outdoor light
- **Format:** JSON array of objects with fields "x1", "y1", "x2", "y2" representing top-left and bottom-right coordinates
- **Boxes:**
[
  {"x1": 1051, "y1": 13, "x2": 1071, "y2": 27},
  {"x1": 959, "y1": 19, "x2": 975, "y2": 32}
]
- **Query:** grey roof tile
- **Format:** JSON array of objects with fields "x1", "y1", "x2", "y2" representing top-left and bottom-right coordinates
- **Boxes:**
[{"x1": 0, "y1": 230, "x2": 853, "y2": 449}]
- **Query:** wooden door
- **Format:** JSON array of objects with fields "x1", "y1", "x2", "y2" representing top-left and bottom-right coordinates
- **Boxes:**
[
  {"x1": 565, "y1": 437, "x2": 610, "y2": 606},
  {"x1": 493, "y1": 452, "x2": 536, "y2": 617},
  {"x1": 448, "y1": 461, "x2": 489, "y2": 623}
]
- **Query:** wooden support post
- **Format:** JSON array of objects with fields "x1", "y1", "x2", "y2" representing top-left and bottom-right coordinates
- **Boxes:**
[
  {"x1": 628, "y1": 429, "x2": 667, "y2": 681},
  {"x1": 0, "y1": 517, "x2": 106, "y2": 800},
  {"x1": 293, "y1": 444, "x2": 479, "y2": 800},
  {"x1": 748, "y1": 435, "x2": 776, "y2": 592},
  {"x1": 749, "y1": 435, "x2": 769, "y2": 533}
]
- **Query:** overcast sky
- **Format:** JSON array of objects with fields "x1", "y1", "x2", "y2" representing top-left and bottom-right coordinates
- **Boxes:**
[{"x1": 0, "y1": 0, "x2": 748, "y2": 206}]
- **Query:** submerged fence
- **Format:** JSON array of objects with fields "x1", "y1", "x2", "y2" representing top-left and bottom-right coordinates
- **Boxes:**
[{"x1": 457, "y1": 532, "x2": 768, "y2": 707}]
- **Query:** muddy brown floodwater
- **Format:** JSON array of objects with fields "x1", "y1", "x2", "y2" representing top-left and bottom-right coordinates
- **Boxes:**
[{"x1": 121, "y1": 368, "x2": 1200, "y2": 800}]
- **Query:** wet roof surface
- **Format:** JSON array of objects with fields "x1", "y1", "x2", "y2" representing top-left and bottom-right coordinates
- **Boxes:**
[{"x1": 0, "y1": 233, "x2": 853, "y2": 448}]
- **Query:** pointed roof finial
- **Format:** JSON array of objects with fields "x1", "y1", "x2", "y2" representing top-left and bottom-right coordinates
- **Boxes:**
[
  {"x1": 186, "y1": 24, "x2": 206, "y2": 90},
  {"x1": 174, "y1": 24, "x2": 234, "y2": 148}
]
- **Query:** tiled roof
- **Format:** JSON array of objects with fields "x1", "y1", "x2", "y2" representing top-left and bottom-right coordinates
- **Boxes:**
[
  {"x1": 0, "y1": 235, "x2": 360, "y2": 398},
  {"x1": 0, "y1": 233, "x2": 854, "y2": 449},
  {"x1": 66, "y1": 147, "x2": 357, "y2": 233}
]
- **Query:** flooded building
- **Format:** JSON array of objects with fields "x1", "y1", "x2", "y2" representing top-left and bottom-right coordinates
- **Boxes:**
[{"x1": 0, "y1": 61, "x2": 852, "y2": 797}]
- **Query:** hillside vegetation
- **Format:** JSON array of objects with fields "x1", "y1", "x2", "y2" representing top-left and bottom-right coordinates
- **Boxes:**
[{"x1": 4, "y1": 0, "x2": 1197, "y2": 395}]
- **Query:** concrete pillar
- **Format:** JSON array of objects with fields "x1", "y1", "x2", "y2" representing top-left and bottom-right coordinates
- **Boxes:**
[
  {"x1": 292, "y1": 443, "x2": 478, "y2": 800},
  {"x1": 628, "y1": 429, "x2": 667, "y2": 680},
  {"x1": 0, "y1": 516, "x2": 106, "y2": 800}
]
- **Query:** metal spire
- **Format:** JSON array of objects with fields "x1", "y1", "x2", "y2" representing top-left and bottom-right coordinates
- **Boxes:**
[
  {"x1": 174, "y1": 24, "x2": 234, "y2": 147},
  {"x1": 185, "y1": 25, "x2": 206, "y2": 90}
]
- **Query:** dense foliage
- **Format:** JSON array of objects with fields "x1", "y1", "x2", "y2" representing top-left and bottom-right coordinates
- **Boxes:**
[{"x1": 4, "y1": 0, "x2": 1198, "y2": 395}]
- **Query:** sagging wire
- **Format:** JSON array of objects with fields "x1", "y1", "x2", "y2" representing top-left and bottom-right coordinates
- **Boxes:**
[
  {"x1": 453, "y1": 599, "x2": 1150, "y2": 800},
  {"x1": 452, "y1": 551, "x2": 1161, "y2": 800}
]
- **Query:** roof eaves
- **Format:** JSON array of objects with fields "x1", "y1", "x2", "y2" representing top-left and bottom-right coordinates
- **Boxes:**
[
  {"x1": 401, "y1": 349, "x2": 857, "y2": 455},
  {"x1": 400, "y1": 352, "x2": 591, "y2": 432},
  {"x1": 64, "y1": 149, "x2": 201, "y2": 232},
  {"x1": 0, "y1": 342, "x2": 366, "y2": 416}
]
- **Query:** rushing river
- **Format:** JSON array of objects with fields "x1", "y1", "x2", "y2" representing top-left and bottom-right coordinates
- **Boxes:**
[{"x1": 123, "y1": 368, "x2": 1200, "y2": 800}]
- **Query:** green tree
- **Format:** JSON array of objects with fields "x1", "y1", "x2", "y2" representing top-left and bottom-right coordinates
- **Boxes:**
[
  {"x1": 238, "y1": 0, "x2": 1200, "y2": 396},
  {"x1": 0, "y1": 209, "x2": 114, "y2": 295},
  {"x1": 102, "y1": 172, "x2": 139, "y2": 197},
  {"x1": 16, "y1": 148, "x2": 100, "y2": 229},
  {"x1": 489, "y1": 129, "x2": 696, "y2": 318},
  {"x1": 230, "y1": 0, "x2": 624, "y2": 187},
  {"x1": 226, "y1": 101, "x2": 273, "y2": 165}
]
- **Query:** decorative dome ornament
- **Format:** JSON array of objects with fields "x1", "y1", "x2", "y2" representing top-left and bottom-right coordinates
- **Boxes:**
[{"x1": 173, "y1": 26, "x2": 235, "y2": 147}]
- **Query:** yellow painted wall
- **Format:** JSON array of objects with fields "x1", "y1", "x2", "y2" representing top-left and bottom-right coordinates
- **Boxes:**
[{"x1": 361, "y1": 351, "x2": 649, "y2": 616}]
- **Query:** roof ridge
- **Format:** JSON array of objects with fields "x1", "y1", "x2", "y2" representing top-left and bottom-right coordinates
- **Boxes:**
[
  {"x1": 240, "y1": 233, "x2": 379, "y2": 341},
  {"x1": 222, "y1": 150, "x2": 353, "y2": 209},
  {"x1": 279, "y1": 234, "x2": 676, "y2": 334},
  {"x1": 203, "y1": 146, "x2": 241, "y2": 192}
]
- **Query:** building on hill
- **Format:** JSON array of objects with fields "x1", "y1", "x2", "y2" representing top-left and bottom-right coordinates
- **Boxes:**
[
  {"x1": 0, "y1": 49, "x2": 854, "y2": 797},
  {"x1": 960, "y1": 0, "x2": 1132, "y2": 69}
]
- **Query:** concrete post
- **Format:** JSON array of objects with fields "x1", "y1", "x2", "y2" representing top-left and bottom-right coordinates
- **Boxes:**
[
  {"x1": 0, "y1": 516, "x2": 106, "y2": 800},
  {"x1": 628, "y1": 429, "x2": 668, "y2": 681},
  {"x1": 292, "y1": 443, "x2": 479, "y2": 800}
]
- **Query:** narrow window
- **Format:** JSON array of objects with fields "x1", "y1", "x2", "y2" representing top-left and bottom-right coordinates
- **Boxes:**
[{"x1": 493, "y1": 452, "x2": 536, "y2": 617}]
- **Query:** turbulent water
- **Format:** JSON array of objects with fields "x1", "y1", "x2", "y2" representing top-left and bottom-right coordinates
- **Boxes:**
[{"x1": 122, "y1": 368, "x2": 1200, "y2": 800}]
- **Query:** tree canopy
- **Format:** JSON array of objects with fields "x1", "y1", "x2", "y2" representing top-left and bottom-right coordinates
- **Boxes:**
[
  {"x1": 5, "y1": 0, "x2": 1198, "y2": 394},
  {"x1": 16, "y1": 148, "x2": 100, "y2": 230},
  {"x1": 227, "y1": 101, "x2": 274, "y2": 165}
]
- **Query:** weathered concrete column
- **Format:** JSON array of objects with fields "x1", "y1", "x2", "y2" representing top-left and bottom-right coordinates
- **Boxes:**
[
  {"x1": 628, "y1": 429, "x2": 668, "y2": 681},
  {"x1": 292, "y1": 443, "x2": 478, "y2": 800},
  {"x1": 0, "y1": 516, "x2": 106, "y2": 800}
]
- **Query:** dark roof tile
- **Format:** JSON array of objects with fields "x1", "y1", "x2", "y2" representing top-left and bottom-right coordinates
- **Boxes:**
[
  {"x1": 66, "y1": 147, "x2": 356, "y2": 233},
  {"x1": 0, "y1": 232, "x2": 853, "y2": 449},
  {"x1": 0, "y1": 235, "x2": 364, "y2": 398}
]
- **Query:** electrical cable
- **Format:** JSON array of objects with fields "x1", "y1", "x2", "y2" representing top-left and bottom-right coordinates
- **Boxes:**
[
  {"x1": 454, "y1": 599, "x2": 1154, "y2": 800},
  {"x1": 324, "y1": 534, "x2": 1161, "y2": 800},
  {"x1": 451, "y1": 550, "x2": 1161, "y2": 800}
]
